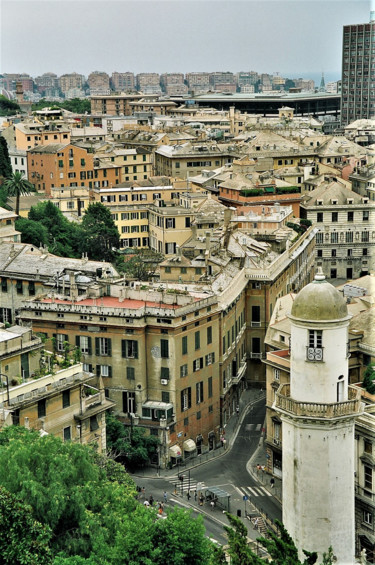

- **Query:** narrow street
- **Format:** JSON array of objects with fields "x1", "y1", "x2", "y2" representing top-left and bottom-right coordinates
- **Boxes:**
[{"x1": 133, "y1": 393, "x2": 282, "y2": 545}]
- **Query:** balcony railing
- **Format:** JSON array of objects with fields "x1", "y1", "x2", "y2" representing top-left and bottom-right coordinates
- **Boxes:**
[
  {"x1": 275, "y1": 383, "x2": 362, "y2": 419},
  {"x1": 249, "y1": 352, "x2": 265, "y2": 359}
]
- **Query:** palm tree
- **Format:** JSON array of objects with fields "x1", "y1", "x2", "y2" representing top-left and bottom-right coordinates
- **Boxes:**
[{"x1": 3, "y1": 171, "x2": 34, "y2": 216}]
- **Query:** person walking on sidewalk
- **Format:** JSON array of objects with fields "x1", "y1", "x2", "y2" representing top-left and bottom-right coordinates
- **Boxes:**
[{"x1": 163, "y1": 491, "x2": 167, "y2": 503}]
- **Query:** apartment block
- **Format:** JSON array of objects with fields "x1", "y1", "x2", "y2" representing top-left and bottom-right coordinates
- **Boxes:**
[
  {"x1": 300, "y1": 180, "x2": 375, "y2": 280},
  {"x1": 88, "y1": 71, "x2": 110, "y2": 93},
  {"x1": 90, "y1": 93, "x2": 143, "y2": 116},
  {"x1": 110, "y1": 72, "x2": 136, "y2": 92},
  {"x1": 58, "y1": 73, "x2": 85, "y2": 94},
  {"x1": 0, "y1": 364, "x2": 114, "y2": 453},
  {"x1": 136, "y1": 73, "x2": 161, "y2": 92},
  {"x1": 341, "y1": 10, "x2": 375, "y2": 126}
]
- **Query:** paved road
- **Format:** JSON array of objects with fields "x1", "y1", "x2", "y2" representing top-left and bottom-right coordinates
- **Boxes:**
[{"x1": 133, "y1": 396, "x2": 281, "y2": 544}]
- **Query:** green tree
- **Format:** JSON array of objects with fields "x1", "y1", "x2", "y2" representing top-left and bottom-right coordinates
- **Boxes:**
[
  {"x1": 363, "y1": 363, "x2": 375, "y2": 394},
  {"x1": 0, "y1": 136, "x2": 12, "y2": 180},
  {"x1": 15, "y1": 216, "x2": 49, "y2": 247},
  {"x1": 106, "y1": 412, "x2": 159, "y2": 469},
  {"x1": 115, "y1": 248, "x2": 164, "y2": 281},
  {"x1": 80, "y1": 202, "x2": 120, "y2": 262},
  {"x1": 210, "y1": 513, "x2": 263, "y2": 565},
  {"x1": 3, "y1": 170, "x2": 35, "y2": 215},
  {"x1": 0, "y1": 95, "x2": 20, "y2": 117},
  {"x1": 0, "y1": 485, "x2": 53, "y2": 565}
]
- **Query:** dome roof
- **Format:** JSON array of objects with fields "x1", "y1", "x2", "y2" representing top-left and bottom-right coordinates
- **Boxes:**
[{"x1": 290, "y1": 270, "x2": 348, "y2": 321}]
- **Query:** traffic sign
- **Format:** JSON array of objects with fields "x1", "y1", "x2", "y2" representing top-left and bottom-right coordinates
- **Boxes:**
[{"x1": 243, "y1": 495, "x2": 248, "y2": 501}]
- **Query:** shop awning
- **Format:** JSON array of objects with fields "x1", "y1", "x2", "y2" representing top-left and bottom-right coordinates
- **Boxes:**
[
  {"x1": 169, "y1": 444, "x2": 182, "y2": 458},
  {"x1": 183, "y1": 439, "x2": 196, "y2": 452}
]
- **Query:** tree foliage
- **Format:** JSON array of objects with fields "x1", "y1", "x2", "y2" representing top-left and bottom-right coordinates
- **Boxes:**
[
  {"x1": 363, "y1": 363, "x2": 375, "y2": 394},
  {"x1": 0, "y1": 136, "x2": 12, "y2": 179},
  {"x1": 31, "y1": 98, "x2": 91, "y2": 114},
  {"x1": 80, "y1": 202, "x2": 120, "y2": 262},
  {"x1": 115, "y1": 248, "x2": 164, "y2": 281},
  {"x1": 3, "y1": 170, "x2": 35, "y2": 215},
  {"x1": 106, "y1": 412, "x2": 160, "y2": 469},
  {"x1": 0, "y1": 95, "x2": 20, "y2": 116},
  {"x1": 0, "y1": 485, "x2": 53, "y2": 565},
  {"x1": 0, "y1": 426, "x2": 213, "y2": 565}
]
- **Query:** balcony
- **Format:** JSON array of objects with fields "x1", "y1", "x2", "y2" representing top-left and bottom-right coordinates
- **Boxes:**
[
  {"x1": 232, "y1": 360, "x2": 247, "y2": 384},
  {"x1": 249, "y1": 352, "x2": 265, "y2": 360},
  {"x1": 275, "y1": 383, "x2": 362, "y2": 419}
]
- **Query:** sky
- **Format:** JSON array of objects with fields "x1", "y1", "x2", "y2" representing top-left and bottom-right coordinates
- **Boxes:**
[{"x1": 0, "y1": 0, "x2": 371, "y2": 81}]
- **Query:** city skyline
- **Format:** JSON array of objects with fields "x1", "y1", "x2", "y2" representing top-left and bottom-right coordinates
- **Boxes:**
[{"x1": 1, "y1": 0, "x2": 370, "y2": 79}]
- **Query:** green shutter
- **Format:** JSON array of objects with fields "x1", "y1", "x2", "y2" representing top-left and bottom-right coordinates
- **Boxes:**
[
  {"x1": 108, "y1": 366, "x2": 112, "y2": 378},
  {"x1": 96, "y1": 365, "x2": 100, "y2": 377},
  {"x1": 95, "y1": 337, "x2": 100, "y2": 356},
  {"x1": 134, "y1": 341, "x2": 138, "y2": 359},
  {"x1": 76, "y1": 335, "x2": 80, "y2": 348},
  {"x1": 87, "y1": 336, "x2": 92, "y2": 355},
  {"x1": 107, "y1": 339, "x2": 112, "y2": 357}
]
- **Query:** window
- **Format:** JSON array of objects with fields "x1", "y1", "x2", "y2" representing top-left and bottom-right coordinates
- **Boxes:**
[
  {"x1": 196, "y1": 411, "x2": 201, "y2": 420},
  {"x1": 331, "y1": 232, "x2": 338, "y2": 244},
  {"x1": 97, "y1": 365, "x2": 111, "y2": 378},
  {"x1": 222, "y1": 336, "x2": 226, "y2": 352},
  {"x1": 208, "y1": 376, "x2": 213, "y2": 398},
  {"x1": 90, "y1": 416, "x2": 99, "y2": 431},
  {"x1": 207, "y1": 326, "x2": 212, "y2": 344},
  {"x1": 54, "y1": 334, "x2": 68, "y2": 352},
  {"x1": 38, "y1": 399, "x2": 46, "y2": 419},
  {"x1": 63, "y1": 426, "x2": 71, "y2": 442},
  {"x1": 363, "y1": 210, "x2": 369, "y2": 221},
  {"x1": 62, "y1": 389, "x2": 70, "y2": 408},
  {"x1": 182, "y1": 335, "x2": 188, "y2": 355},
  {"x1": 162, "y1": 391, "x2": 170, "y2": 403},
  {"x1": 346, "y1": 231, "x2": 353, "y2": 243},
  {"x1": 274, "y1": 368, "x2": 280, "y2": 381},
  {"x1": 362, "y1": 231, "x2": 369, "y2": 242},
  {"x1": 28, "y1": 281, "x2": 35, "y2": 295},
  {"x1": 180, "y1": 364, "x2": 188, "y2": 378},
  {"x1": 331, "y1": 249, "x2": 336, "y2": 257},
  {"x1": 193, "y1": 357, "x2": 204, "y2": 371},
  {"x1": 126, "y1": 367, "x2": 135, "y2": 380},
  {"x1": 122, "y1": 340, "x2": 138, "y2": 358},
  {"x1": 316, "y1": 232, "x2": 323, "y2": 244},
  {"x1": 205, "y1": 352, "x2": 215, "y2": 366},
  {"x1": 307, "y1": 330, "x2": 323, "y2": 361},
  {"x1": 160, "y1": 339, "x2": 169, "y2": 358},
  {"x1": 95, "y1": 337, "x2": 112, "y2": 356},
  {"x1": 195, "y1": 331, "x2": 200, "y2": 350},
  {"x1": 16, "y1": 280, "x2": 23, "y2": 294},
  {"x1": 180, "y1": 267, "x2": 187, "y2": 274},
  {"x1": 181, "y1": 387, "x2": 191, "y2": 411},
  {"x1": 1, "y1": 278, "x2": 7, "y2": 292},
  {"x1": 123, "y1": 391, "x2": 136, "y2": 414},
  {"x1": 365, "y1": 465, "x2": 373, "y2": 490},
  {"x1": 76, "y1": 335, "x2": 92, "y2": 355},
  {"x1": 161, "y1": 367, "x2": 170, "y2": 381},
  {"x1": 363, "y1": 511, "x2": 373, "y2": 526},
  {"x1": 317, "y1": 212, "x2": 323, "y2": 222},
  {"x1": 365, "y1": 440, "x2": 372, "y2": 454},
  {"x1": 332, "y1": 212, "x2": 338, "y2": 222},
  {"x1": 347, "y1": 211, "x2": 354, "y2": 222}
]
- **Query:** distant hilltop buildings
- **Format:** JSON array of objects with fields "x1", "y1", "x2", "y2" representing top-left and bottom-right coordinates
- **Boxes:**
[{"x1": 0, "y1": 70, "x2": 335, "y2": 101}]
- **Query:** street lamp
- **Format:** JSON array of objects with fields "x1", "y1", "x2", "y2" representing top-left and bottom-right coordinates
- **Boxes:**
[
  {"x1": 0, "y1": 373, "x2": 10, "y2": 405},
  {"x1": 128, "y1": 412, "x2": 139, "y2": 445}
]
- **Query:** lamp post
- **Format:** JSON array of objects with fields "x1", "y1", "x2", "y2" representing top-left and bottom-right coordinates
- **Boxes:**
[
  {"x1": 129, "y1": 412, "x2": 139, "y2": 445},
  {"x1": 0, "y1": 373, "x2": 10, "y2": 405}
]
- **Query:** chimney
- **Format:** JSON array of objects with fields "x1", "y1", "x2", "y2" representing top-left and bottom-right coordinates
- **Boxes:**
[
  {"x1": 191, "y1": 223, "x2": 197, "y2": 238},
  {"x1": 224, "y1": 208, "x2": 232, "y2": 227},
  {"x1": 205, "y1": 231, "x2": 211, "y2": 251}
]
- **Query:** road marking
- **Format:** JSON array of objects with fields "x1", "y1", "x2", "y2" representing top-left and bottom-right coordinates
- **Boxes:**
[
  {"x1": 234, "y1": 486, "x2": 245, "y2": 497},
  {"x1": 246, "y1": 486, "x2": 259, "y2": 497},
  {"x1": 259, "y1": 487, "x2": 272, "y2": 497},
  {"x1": 169, "y1": 497, "x2": 190, "y2": 508}
]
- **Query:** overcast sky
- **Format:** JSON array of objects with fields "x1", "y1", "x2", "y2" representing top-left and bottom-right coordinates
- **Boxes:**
[{"x1": 0, "y1": 0, "x2": 371, "y2": 80}]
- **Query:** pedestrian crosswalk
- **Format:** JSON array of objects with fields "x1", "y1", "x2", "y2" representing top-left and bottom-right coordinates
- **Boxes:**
[
  {"x1": 245, "y1": 423, "x2": 262, "y2": 431},
  {"x1": 237, "y1": 485, "x2": 272, "y2": 498},
  {"x1": 168, "y1": 475, "x2": 206, "y2": 494}
]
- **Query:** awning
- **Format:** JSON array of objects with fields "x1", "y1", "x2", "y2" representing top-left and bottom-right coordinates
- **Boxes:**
[
  {"x1": 169, "y1": 444, "x2": 182, "y2": 458},
  {"x1": 183, "y1": 439, "x2": 196, "y2": 452}
]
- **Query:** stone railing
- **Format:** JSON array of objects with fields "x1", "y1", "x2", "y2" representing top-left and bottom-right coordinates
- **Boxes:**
[{"x1": 275, "y1": 383, "x2": 362, "y2": 418}]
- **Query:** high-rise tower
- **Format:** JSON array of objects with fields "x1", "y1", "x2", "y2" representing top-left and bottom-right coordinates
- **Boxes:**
[
  {"x1": 275, "y1": 270, "x2": 363, "y2": 563},
  {"x1": 341, "y1": 3, "x2": 375, "y2": 126}
]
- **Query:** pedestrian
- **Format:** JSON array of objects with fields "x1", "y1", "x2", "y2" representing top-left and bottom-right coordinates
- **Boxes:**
[
  {"x1": 163, "y1": 491, "x2": 167, "y2": 503},
  {"x1": 256, "y1": 464, "x2": 260, "y2": 475},
  {"x1": 187, "y1": 490, "x2": 191, "y2": 500},
  {"x1": 144, "y1": 500, "x2": 150, "y2": 507},
  {"x1": 254, "y1": 518, "x2": 259, "y2": 530},
  {"x1": 194, "y1": 490, "x2": 197, "y2": 501},
  {"x1": 236, "y1": 405, "x2": 239, "y2": 416},
  {"x1": 199, "y1": 493, "x2": 204, "y2": 506},
  {"x1": 149, "y1": 495, "x2": 154, "y2": 506},
  {"x1": 270, "y1": 477, "x2": 275, "y2": 488},
  {"x1": 210, "y1": 499, "x2": 215, "y2": 511},
  {"x1": 223, "y1": 438, "x2": 227, "y2": 450},
  {"x1": 141, "y1": 486, "x2": 145, "y2": 499},
  {"x1": 220, "y1": 435, "x2": 224, "y2": 447}
]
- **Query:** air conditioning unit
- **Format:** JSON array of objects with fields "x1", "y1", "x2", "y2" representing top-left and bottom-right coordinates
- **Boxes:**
[{"x1": 161, "y1": 379, "x2": 168, "y2": 385}]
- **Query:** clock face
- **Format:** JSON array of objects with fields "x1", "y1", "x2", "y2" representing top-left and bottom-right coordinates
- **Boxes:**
[{"x1": 151, "y1": 346, "x2": 161, "y2": 359}]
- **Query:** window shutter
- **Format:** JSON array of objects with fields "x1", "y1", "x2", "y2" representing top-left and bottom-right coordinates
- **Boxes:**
[
  {"x1": 76, "y1": 335, "x2": 80, "y2": 348},
  {"x1": 134, "y1": 341, "x2": 138, "y2": 359},
  {"x1": 107, "y1": 339, "x2": 112, "y2": 357},
  {"x1": 87, "y1": 337, "x2": 92, "y2": 355},
  {"x1": 180, "y1": 390, "x2": 184, "y2": 410},
  {"x1": 108, "y1": 366, "x2": 112, "y2": 378},
  {"x1": 96, "y1": 365, "x2": 100, "y2": 377},
  {"x1": 95, "y1": 337, "x2": 100, "y2": 356},
  {"x1": 188, "y1": 387, "x2": 191, "y2": 408}
]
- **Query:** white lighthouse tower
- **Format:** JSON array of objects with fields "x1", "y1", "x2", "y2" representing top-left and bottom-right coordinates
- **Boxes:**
[{"x1": 275, "y1": 270, "x2": 363, "y2": 564}]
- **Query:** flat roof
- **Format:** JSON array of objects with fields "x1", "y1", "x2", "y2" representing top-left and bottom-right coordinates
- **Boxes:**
[{"x1": 40, "y1": 296, "x2": 178, "y2": 310}]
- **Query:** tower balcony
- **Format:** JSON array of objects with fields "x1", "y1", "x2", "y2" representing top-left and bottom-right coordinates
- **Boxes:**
[{"x1": 275, "y1": 383, "x2": 363, "y2": 419}]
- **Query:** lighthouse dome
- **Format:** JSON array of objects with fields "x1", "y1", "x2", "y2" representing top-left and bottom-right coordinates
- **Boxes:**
[{"x1": 290, "y1": 269, "x2": 348, "y2": 322}]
